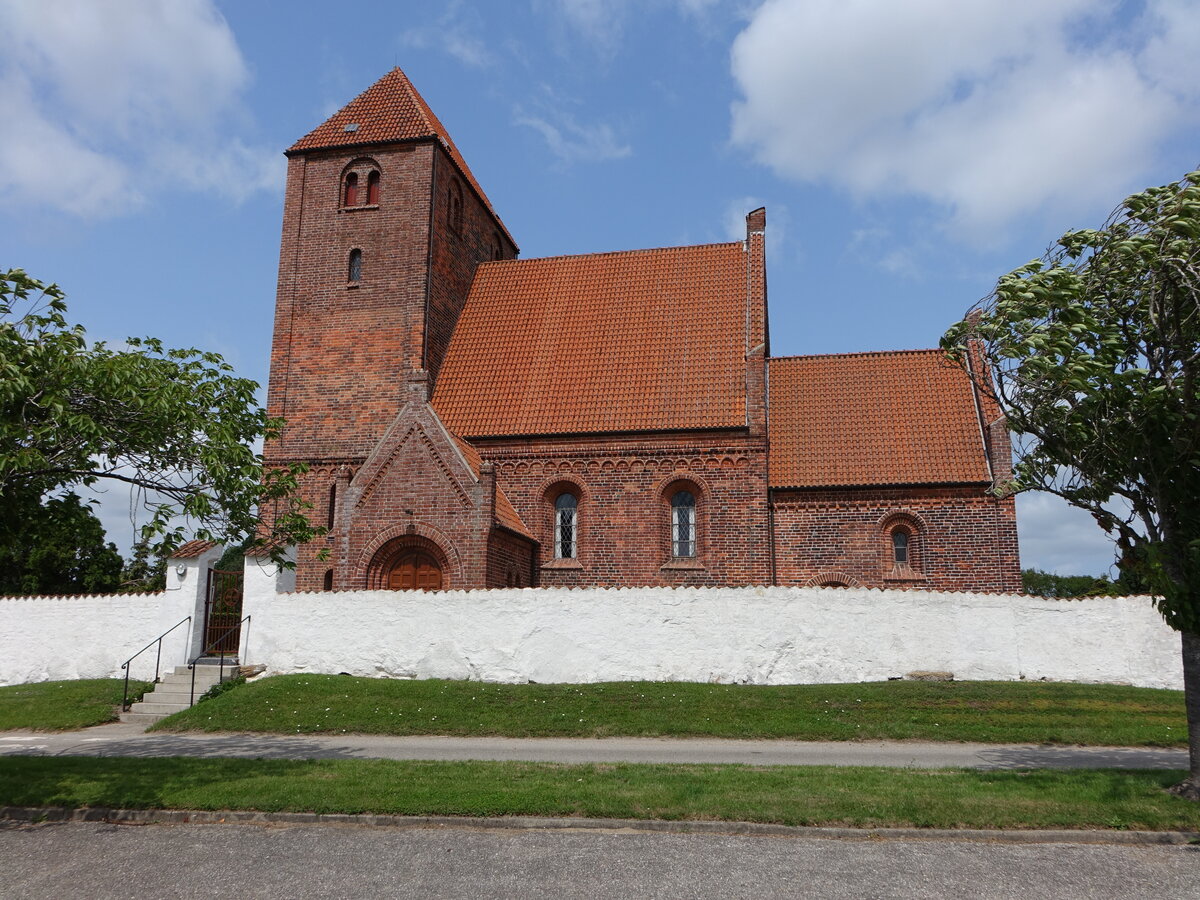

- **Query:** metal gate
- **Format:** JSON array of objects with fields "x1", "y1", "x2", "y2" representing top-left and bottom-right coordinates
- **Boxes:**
[{"x1": 203, "y1": 568, "x2": 244, "y2": 656}]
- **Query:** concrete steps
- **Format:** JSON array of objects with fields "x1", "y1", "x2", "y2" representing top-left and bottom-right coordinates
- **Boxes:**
[{"x1": 121, "y1": 662, "x2": 238, "y2": 726}]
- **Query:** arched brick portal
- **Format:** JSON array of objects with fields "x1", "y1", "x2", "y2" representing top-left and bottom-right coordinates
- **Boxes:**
[{"x1": 365, "y1": 535, "x2": 452, "y2": 590}]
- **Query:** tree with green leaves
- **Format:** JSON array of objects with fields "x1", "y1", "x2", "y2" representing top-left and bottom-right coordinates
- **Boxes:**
[
  {"x1": 0, "y1": 487, "x2": 123, "y2": 594},
  {"x1": 0, "y1": 268, "x2": 320, "y2": 568},
  {"x1": 1021, "y1": 569, "x2": 1111, "y2": 599},
  {"x1": 942, "y1": 170, "x2": 1200, "y2": 798},
  {"x1": 119, "y1": 532, "x2": 167, "y2": 593}
]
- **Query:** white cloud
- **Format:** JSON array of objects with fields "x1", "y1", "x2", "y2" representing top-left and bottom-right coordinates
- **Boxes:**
[
  {"x1": 1016, "y1": 492, "x2": 1117, "y2": 576},
  {"x1": 0, "y1": 71, "x2": 134, "y2": 217},
  {"x1": 400, "y1": 1, "x2": 495, "y2": 68},
  {"x1": 730, "y1": 0, "x2": 1200, "y2": 236},
  {"x1": 545, "y1": 0, "x2": 737, "y2": 56},
  {"x1": 516, "y1": 100, "x2": 632, "y2": 165},
  {"x1": 0, "y1": 0, "x2": 276, "y2": 218}
]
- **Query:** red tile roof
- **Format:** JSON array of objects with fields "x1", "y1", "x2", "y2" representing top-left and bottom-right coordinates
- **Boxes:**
[
  {"x1": 288, "y1": 68, "x2": 514, "y2": 249},
  {"x1": 169, "y1": 539, "x2": 218, "y2": 559},
  {"x1": 432, "y1": 243, "x2": 750, "y2": 437},
  {"x1": 768, "y1": 350, "x2": 992, "y2": 488},
  {"x1": 447, "y1": 431, "x2": 533, "y2": 539}
]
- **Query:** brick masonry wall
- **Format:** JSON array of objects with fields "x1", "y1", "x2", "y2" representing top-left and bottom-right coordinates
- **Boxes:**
[
  {"x1": 474, "y1": 430, "x2": 774, "y2": 587},
  {"x1": 426, "y1": 148, "x2": 518, "y2": 391},
  {"x1": 772, "y1": 485, "x2": 1021, "y2": 592},
  {"x1": 335, "y1": 395, "x2": 491, "y2": 591},
  {"x1": 266, "y1": 144, "x2": 436, "y2": 460},
  {"x1": 487, "y1": 530, "x2": 537, "y2": 588}
]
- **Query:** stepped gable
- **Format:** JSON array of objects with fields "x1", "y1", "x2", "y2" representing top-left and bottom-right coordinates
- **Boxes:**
[
  {"x1": 432, "y1": 242, "x2": 749, "y2": 437},
  {"x1": 769, "y1": 350, "x2": 992, "y2": 488},
  {"x1": 288, "y1": 67, "x2": 513, "y2": 247}
]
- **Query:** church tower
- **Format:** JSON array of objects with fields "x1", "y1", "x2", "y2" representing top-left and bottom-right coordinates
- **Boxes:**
[{"x1": 264, "y1": 68, "x2": 518, "y2": 589}]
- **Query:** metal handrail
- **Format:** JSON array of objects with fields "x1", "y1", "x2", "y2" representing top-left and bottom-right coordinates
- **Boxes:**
[
  {"x1": 120, "y1": 616, "x2": 192, "y2": 711},
  {"x1": 188, "y1": 614, "x2": 250, "y2": 706}
]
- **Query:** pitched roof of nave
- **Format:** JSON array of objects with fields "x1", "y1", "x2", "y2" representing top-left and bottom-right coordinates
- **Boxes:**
[
  {"x1": 768, "y1": 350, "x2": 994, "y2": 488},
  {"x1": 288, "y1": 67, "x2": 513, "y2": 247},
  {"x1": 431, "y1": 242, "x2": 752, "y2": 437}
]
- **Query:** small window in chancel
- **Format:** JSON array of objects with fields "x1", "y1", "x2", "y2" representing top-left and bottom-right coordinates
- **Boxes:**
[
  {"x1": 344, "y1": 172, "x2": 358, "y2": 207},
  {"x1": 881, "y1": 515, "x2": 923, "y2": 581},
  {"x1": 348, "y1": 249, "x2": 362, "y2": 282},
  {"x1": 367, "y1": 170, "x2": 380, "y2": 205}
]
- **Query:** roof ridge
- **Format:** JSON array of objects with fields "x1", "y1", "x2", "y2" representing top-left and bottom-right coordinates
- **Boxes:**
[
  {"x1": 480, "y1": 240, "x2": 742, "y2": 267},
  {"x1": 770, "y1": 347, "x2": 945, "y2": 362}
]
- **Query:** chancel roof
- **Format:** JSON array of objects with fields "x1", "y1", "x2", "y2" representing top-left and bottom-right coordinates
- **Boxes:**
[
  {"x1": 768, "y1": 350, "x2": 993, "y2": 488},
  {"x1": 431, "y1": 242, "x2": 751, "y2": 437}
]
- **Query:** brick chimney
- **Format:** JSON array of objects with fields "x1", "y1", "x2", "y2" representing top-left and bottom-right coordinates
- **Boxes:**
[{"x1": 745, "y1": 208, "x2": 768, "y2": 435}]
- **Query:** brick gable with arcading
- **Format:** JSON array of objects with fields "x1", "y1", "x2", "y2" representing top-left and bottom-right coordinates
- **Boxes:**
[{"x1": 264, "y1": 67, "x2": 1020, "y2": 594}]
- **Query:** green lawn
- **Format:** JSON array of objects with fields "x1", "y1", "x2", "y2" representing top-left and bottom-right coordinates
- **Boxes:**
[
  {"x1": 152, "y1": 675, "x2": 1186, "y2": 746},
  {"x1": 0, "y1": 679, "x2": 151, "y2": 731},
  {"x1": 2, "y1": 756, "x2": 1197, "y2": 831}
]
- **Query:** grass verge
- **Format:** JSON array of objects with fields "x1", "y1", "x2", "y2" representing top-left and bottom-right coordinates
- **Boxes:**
[
  {"x1": 0, "y1": 679, "x2": 151, "y2": 731},
  {"x1": 153, "y1": 675, "x2": 1186, "y2": 746},
  {"x1": 1, "y1": 757, "x2": 1198, "y2": 831}
]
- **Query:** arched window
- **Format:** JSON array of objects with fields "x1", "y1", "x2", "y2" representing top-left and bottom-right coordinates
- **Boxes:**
[
  {"x1": 323, "y1": 569, "x2": 334, "y2": 591},
  {"x1": 492, "y1": 233, "x2": 503, "y2": 261},
  {"x1": 327, "y1": 482, "x2": 337, "y2": 530},
  {"x1": 449, "y1": 181, "x2": 463, "y2": 233},
  {"x1": 880, "y1": 512, "x2": 923, "y2": 581},
  {"x1": 554, "y1": 493, "x2": 577, "y2": 559},
  {"x1": 671, "y1": 490, "x2": 696, "y2": 558},
  {"x1": 348, "y1": 249, "x2": 362, "y2": 282},
  {"x1": 344, "y1": 172, "x2": 358, "y2": 207},
  {"x1": 366, "y1": 170, "x2": 380, "y2": 205}
]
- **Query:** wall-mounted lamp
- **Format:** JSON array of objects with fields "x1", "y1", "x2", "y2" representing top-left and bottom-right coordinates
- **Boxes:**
[{"x1": 175, "y1": 563, "x2": 187, "y2": 578}]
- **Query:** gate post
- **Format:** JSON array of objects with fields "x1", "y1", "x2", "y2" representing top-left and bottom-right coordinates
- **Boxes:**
[
  {"x1": 162, "y1": 541, "x2": 224, "y2": 664},
  {"x1": 241, "y1": 546, "x2": 296, "y2": 668}
]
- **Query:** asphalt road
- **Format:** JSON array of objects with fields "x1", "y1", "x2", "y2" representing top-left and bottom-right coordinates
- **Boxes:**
[
  {"x1": 0, "y1": 724, "x2": 1188, "y2": 769},
  {"x1": 2, "y1": 820, "x2": 1196, "y2": 899}
]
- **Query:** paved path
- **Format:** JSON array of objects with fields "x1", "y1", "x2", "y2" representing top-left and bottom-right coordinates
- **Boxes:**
[
  {"x1": 0, "y1": 724, "x2": 1187, "y2": 769},
  {"x1": 3, "y1": 819, "x2": 1197, "y2": 899}
]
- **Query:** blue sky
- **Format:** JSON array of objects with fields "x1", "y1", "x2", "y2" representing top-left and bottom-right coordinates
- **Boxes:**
[{"x1": 3, "y1": 0, "x2": 1199, "y2": 575}]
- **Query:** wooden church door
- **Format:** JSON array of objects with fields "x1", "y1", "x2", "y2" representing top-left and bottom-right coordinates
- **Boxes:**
[{"x1": 387, "y1": 551, "x2": 443, "y2": 590}]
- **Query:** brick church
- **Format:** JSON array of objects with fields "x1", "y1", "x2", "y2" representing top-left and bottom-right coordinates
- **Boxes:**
[{"x1": 264, "y1": 68, "x2": 1020, "y2": 594}]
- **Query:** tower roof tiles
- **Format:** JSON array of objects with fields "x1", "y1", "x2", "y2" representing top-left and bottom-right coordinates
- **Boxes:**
[{"x1": 288, "y1": 67, "x2": 513, "y2": 248}]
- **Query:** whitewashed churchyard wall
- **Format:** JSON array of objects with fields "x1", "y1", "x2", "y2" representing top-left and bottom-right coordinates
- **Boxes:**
[
  {"x1": 1, "y1": 550, "x2": 1182, "y2": 690},
  {"x1": 0, "y1": 543, "x2": 221, "y2": 686},
  {"x1": 242, "y1": 559, "x2": 1182, "y2": 690}
]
